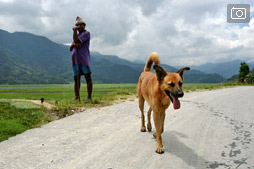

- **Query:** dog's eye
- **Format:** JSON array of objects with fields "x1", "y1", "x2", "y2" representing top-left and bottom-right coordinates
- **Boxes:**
[
  {"x1": 179, "y1": 82, "x2": 183, "y2": 86},
  {"x1": 168, "y1": 83, "x2": 175, "y2": 87}
]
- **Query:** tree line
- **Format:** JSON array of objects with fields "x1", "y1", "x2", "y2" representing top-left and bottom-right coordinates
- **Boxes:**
[{"x1": 238, "y1": 62, "x2": 254, "y2": 84}]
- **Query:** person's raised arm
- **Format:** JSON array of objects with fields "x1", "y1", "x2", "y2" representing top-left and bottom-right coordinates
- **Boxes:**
[{"x1": 72, "y1": 26, "x2": 81, "y2": 43}]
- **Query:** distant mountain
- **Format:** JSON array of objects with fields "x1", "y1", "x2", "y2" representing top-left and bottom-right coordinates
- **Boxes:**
[
  {"x1": 0, "y1": 29, "x2": 70, "y2": 75},
  {"x1": 191, "y1": 60, "x2": 254, "y2": 78},
  {"x1": 0, "y1": 45, "x2": 67, "y2": 84},
  {"x1": 0, "y1": 29, "x2": 225, "y2": 84},
  {"x1": 90, "y1": 52, "x2": 142, "y2": 83}
]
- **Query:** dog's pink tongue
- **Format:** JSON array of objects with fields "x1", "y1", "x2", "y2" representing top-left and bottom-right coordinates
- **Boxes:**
[{"x1": 173, "y1": 97, "x2": 180, "y2": 110}]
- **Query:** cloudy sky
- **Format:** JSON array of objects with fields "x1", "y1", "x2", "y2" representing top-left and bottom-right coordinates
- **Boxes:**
[{"x1": 0, "y1": 0, "x2": 253, "y2": 66}]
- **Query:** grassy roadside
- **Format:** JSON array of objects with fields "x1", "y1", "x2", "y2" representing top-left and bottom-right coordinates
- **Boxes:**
[
  {"x1": 182, "y1": 83, "x2": 249, "y2": 92},
  {"x1": 0, "y1": 101, "x2": 50, "y2": 142},
  {"x1": 0, "y1": 83, "x2": 251, "y2": 142},
  {"x1": 0, "y1": 84, "x2": 136, "y2": 142}
]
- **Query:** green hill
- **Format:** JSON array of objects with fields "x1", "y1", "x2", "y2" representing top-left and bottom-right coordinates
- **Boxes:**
[
  {"x1": 0, "y1": 45, "x2": 67, "y2": 84},
  {"x1": 0, "y1": 29, "x2": 225, "y2": 84}
]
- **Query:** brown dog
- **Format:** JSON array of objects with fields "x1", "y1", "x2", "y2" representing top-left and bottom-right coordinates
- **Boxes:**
[{"x1": 137, "y1": 52, "x2": 190, "y2": 154}]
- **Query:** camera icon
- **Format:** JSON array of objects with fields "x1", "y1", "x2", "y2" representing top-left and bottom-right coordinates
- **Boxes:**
[
  {"x1": 231, "y1": 7, "x2": 246, "y2": 19},
  {"x1": 227, "y1": 4, "x2": 250, "y2": 23}
]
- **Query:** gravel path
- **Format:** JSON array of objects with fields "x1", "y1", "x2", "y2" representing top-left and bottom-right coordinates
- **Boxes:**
[{"x1": 0, "y1": 86, "x2": 254, "y2": 169}]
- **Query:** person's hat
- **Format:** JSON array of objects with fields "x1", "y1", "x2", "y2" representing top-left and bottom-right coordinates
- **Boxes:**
[{"x1": 76, "y1": 16, "x2": 86, "y2": 25}]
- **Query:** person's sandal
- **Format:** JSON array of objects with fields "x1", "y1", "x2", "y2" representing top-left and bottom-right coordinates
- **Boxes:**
[
  {"x1": 72, "y1": 97, "x2": 80, "y2": 101},
  {"x1": 84, "y1": 98, "x2": 92, "y2": 104}
]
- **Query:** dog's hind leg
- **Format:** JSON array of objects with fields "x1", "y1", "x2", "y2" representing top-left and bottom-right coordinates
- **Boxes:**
[
  {"x1": 139, "y1": 96, "x2": 146, "y2": 132},
  {"x1": 147, "y1": 107, "x2": 152, "y2": 132}
]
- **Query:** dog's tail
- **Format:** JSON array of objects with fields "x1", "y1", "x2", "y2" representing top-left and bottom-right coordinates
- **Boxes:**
[{"x1": 144, "y1": 52, "x2": 160, "y2": 72}]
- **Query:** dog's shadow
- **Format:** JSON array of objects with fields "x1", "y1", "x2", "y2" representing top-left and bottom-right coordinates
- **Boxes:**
[{"x1": 157, "y1": 131, "x2": 214, "y2": 169}]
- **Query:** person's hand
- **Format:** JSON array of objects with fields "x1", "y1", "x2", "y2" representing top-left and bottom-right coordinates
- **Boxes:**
[
  {"x1": 70, "y1": 43, "x2": 75, "y2": 51},
  {"x1": 75, "y1": 43, "x2": 82, "y2": 49},
  {"x1": 70, "y1": 43, "x2": 81, "y2": 51},
  {"x1": 72, "y1": 25, "x2": 80, "y2": 31}
]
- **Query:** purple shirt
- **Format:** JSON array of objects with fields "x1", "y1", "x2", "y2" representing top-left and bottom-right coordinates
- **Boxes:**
[{"x1": 72, "y1": 30, "x2": 91, "y2": 66}]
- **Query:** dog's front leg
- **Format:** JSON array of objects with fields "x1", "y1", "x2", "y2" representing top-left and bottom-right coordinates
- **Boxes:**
[{"x1": 153, "y1": 111, "x2": 165, "y2": 154}]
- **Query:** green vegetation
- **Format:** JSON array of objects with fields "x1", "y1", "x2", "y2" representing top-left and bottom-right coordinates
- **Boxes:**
[
  {"x1": 0, "y1": 84, "x2": 137, "y2": 141},
  {"x1": 238, "y1": 62, "x2": 250, "y2": 83},
  {"x1": 237, "y1": 62, "x2": 254, "y2": 84},
  {"x1": 182, "y1": 83, "x2": 247, "y2": 92},
  {"x1": 0, "y1": 83, "x2": 136, "y2": 103},
  {"x1": 246, "y1": 71, "x2": 254, "y2": 84},
  {"x1": 0, "y1": 83, "x2": 252, "y2": 142},
  {"x1": 0, "y1": 100, "x2": 49, "y2": 142},
  {"x1": 0, "y1": 42, "x2": 69, "y2": 85}
]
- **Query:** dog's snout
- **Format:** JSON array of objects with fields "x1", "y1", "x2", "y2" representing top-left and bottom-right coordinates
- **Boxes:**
[{"x1": 178, "y1": 91, "x2": 184, "y2": 97}]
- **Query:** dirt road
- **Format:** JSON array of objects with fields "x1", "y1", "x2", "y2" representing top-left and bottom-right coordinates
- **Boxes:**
[{"x1": 0, "y1": 86, "x2": 254, "y2": 169}]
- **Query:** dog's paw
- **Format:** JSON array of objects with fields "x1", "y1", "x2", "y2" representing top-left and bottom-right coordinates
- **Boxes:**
[
  {"x1": 140, "y1": 126, "x2": 146, "y2": 132},
  {"x1": 147, "y1": 123, "x2": 152, "y2": 132},
  {"x1": 156, "y1": 147, "x2": 164, "y2": 154},
  {"x1": 153, "y1": 133, "x2": 157, "y2": 138}
]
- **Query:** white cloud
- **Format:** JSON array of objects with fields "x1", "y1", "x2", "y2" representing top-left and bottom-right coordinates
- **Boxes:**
[
  {"x1": 0, "y1": 0, "x2": 14, "y2": 3},
  {"x1": 0, "y1": 0, "x2": 253, "y2": 66}
]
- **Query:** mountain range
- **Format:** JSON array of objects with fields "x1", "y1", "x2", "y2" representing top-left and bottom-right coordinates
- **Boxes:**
[
  {"x1": 191, "y1": 61, "x2": 254, "y2": 78},
  {"x1": 0, "y1": 29, "x2": 251, "y2": 84}
]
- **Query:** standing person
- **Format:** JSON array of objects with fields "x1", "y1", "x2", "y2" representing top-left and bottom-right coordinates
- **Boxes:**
[{"x1": 70, "y1": 16, "x2": 93, "y2": 103}]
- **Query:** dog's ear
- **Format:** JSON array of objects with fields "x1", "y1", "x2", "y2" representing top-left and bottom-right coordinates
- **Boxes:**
[
  {"x1": 177, "y1": 67, "x2": 190, "y2": 79},
  {"x1": 154, "y1": 65, "x2": 167, "y2": 83}
]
